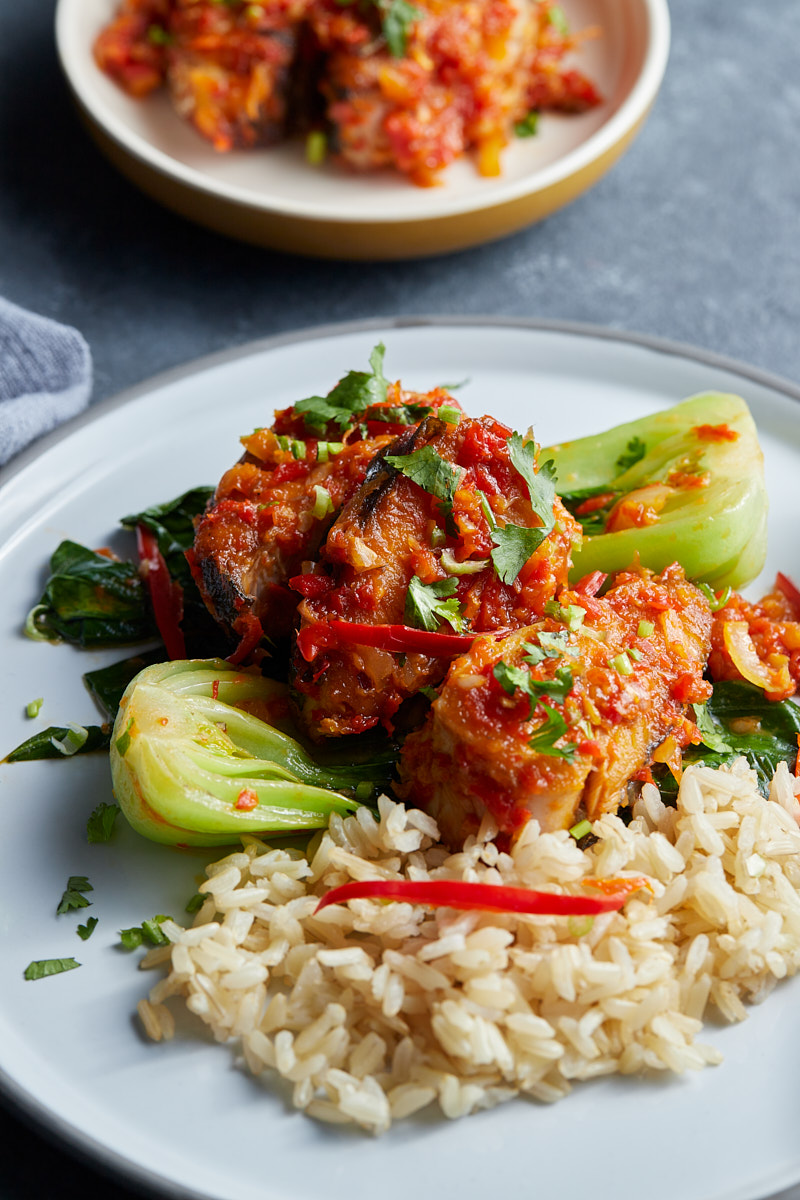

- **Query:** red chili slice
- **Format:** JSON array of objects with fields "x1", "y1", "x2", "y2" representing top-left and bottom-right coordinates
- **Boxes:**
[
  {"x1": 227, "y1": 612, "x2": 264, "y2": 666},
  {"x1": 296, "y1": 620, "x2": 510, "y2": 663},
  {"x1": 135, "y1": 525, "x2": 186, "y2": 661},
  {"x1": 776, "y1": 572, "x2": 800, "y2": 614},
  {"x1": 314, "y1": 876, "x2": 652, "y2": 916}
]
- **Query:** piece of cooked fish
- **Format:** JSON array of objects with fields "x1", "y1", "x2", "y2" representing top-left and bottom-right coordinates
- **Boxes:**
[
  {"x1": 188, "y1": 381, "x2": 463, "y2": 649},
  {"x1": 397, "y1": 564, "x2": 713, "y2": 846},
  {"x1": 292, "y1": 411, "x2": 581, "y2": 738}
]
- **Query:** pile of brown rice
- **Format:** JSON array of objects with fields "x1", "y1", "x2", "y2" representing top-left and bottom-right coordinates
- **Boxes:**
[{"x1": 137, "y1": 758, "x2": 800, "y2": 1133}]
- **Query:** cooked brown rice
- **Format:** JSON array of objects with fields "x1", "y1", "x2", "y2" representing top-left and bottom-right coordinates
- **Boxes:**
[{"x1": 138, "y1": 758, "x2": 800, "y2": 1133}]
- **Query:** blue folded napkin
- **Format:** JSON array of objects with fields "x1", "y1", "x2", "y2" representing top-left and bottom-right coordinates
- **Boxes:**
[{"x1": 0, "y1": 297, "x2": 92, "y2": 467}]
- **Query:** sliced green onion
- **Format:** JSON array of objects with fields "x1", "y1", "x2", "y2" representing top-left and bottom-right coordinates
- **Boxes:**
[
  {"x1": 430, "y1": 527, "x2": 447, "y2": 549},
  {"x1": 628, "y1": 647, "x2": 643, "y2": 662},
  {"x1": 440, "y1": 549, "x2": 489, "y2": 577},
  {"x1": 312, "y1": 485, "x2": 334, "y2": 520},
  {"x1": 567, "y1": 915, "x2": 594, "y2": 938},
  {"x1": 276, "y1": 435, "x2": 306, "y2": 459},
  {"x1": 609, "y1": 652, "x2": 633, "y2": 676},
  {"x1": 514, "y1": 111, "x2": 540, "y2": 139},
  {"x1": 26, "y1": 698, "x2": 44, "y2": 719},
  {"x1": 569, "y1": 819, "x2": 592, "y2": 840},
  {"x1": 547, "y1": 5, "x2": 570, "y2": 35},
  {"x1": 438, "y1": 406, "x2": 461, "y2": 425},
  {"x1": 637, "y1": 620, "x2": 655, "y2": 638},
  {"x1": 306, "y1": 130, "x2": 327, "y2": 166},
  {"x1": 545, "y1": 600, "x2": 586, "y2": 632},
  {"x1": 50, "y1": 724, "x2": 90, "y2": 757},
  {"x1": 316, "y1": 441, "x2": 344, "y2": 463}
]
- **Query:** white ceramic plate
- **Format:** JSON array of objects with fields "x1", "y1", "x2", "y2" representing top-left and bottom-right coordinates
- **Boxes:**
[
  {"x1": 55, "y1": 0, "x2": 670, "y2": 258},
  {"x1": 2, "y1": 319, "x2": 800, "y2": 1200}
]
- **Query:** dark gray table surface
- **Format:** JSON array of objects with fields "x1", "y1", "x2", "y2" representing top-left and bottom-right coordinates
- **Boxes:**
[{"x1": 1, "y1": 2, "x2": 799, "y2": 1198}]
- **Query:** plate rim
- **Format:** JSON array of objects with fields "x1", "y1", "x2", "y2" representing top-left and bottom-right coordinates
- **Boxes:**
[
  {"x1": 54, "y1": 0, "x2": 671, "y2": 225},
  {"x1": 3, "y1": 313, "x2": 799, "y2": 500},
  {"x1": 3, "y1": 314, "x2": 800, "y2": 1200}
]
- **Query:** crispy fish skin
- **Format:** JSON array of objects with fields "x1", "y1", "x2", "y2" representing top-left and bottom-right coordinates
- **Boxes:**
[
  {"x1": 189, "y1": 385, "x2": 462, "y2": 645},
  {"x1": 397, "y1": 564, "x2": 713, "y2": 846},
  {"x1": 292, "y1": 413, "x2": 581, "y2": 739}
]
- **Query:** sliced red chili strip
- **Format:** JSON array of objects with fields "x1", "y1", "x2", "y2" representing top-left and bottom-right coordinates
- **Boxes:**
[
  {"x1": 227, "y1": 612, "x2": 264, "y2": 666},
  {"x1": 296, "y1": 620, "x2": 511, "y2": 663},
  {"x1": 314, "y1": 876, "x2": 651, "y2": 916},
  {"x1": 573, "y1": 571, "x2": 608, "y2": 597},
  {"x1": 135, "y1": 525, "x2": 186, "y2": 661},
  {"x1": 776, "y1": 572, "x2": 800, "y2": 614},
  {"x1": 289, "y1": 573, "x2": 335, "y2": 599}
]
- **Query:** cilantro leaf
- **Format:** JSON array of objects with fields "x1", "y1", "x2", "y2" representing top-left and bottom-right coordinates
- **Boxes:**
[
  {"x1": 507, "y1": 435, "x2": 557, "y2": 530},
  {"x1": 493, "y1": 660, "x2": 532, "y2": 697},
  {"x1": 405, "y1": 575, "x2": 466, "y2": 633},
  {"x1": 77, "y1": 916, "x2": 98, "y2": 941},
  {"x1": 381, "y1": 0, "x2": 423, "y2": 56},
  {"x1": 528, "y1": 704, "x2": 576, "y2": 761},
  {"x1": 514, "y1": 111, "x2": 540, "y2": 138},
  {"x1": 493, "y1": 661, "x2": 574, "y2": 714},
  {"x1": 87, "y1": 801, "x2": 120, "y2": 844},
  {"x1": 489, "y1": 523, "x2": 548, "y2": 585},
  {"x1": 384, "y1": 445, "x2": 463, "y2": 516},
  {"x1": 56, "y1": 876, "x2": 93, "y2": 915},
  {"x1": 119, "y1": 914, "x2": 172, "y2": 952},
  {"x1": 615, "y1": 436, "x2": 647, "y2": 474},
  {"x1": 24, "y1": 958, "x2": 81, "y2": 980},
  {"x1": 536, "y1": 630, "x2": 576, "y2": 656},
  {"x1": 294, "y1": 344, "x2": 389, "y2": 432}
]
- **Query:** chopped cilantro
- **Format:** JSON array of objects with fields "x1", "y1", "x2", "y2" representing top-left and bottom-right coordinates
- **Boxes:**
[
  {"x1": 56, "y1": 876, "x2": 93, "y2": 915},
  {"x1": 489, "y1": 523, "x2": 548, "y2": 585},
  {"x1": 185, "y1": 892, "x2": 206, "y2": 915},
  {"x1": 368, "y1": 402, "x2": 432, "y2": 425},
  {"x1": 405, "y1": 575, "x2": 466, "y2": 633},
  {"x1": 76, "y1": 916, "x2": 98, "y2": 941},
  {"x1": 294, "y1": 344, "x2": 389, "y2": 432},
  {"x1": 615, "y1": 436, "x2": 647, "y2": 474},
  {"x1": 119, "y1": 914, "x2": 172, "y2": 952},
  {"x1": 514, "y1": 111, "x2": 540, "y2": 138},
  {"x1": 507, "y1": 435, "x2": 557, "y2": 529},
  {"x1": 24, "y1": 958, "x2": 81, "y2": 980},
  {"x1": 384, "y1": 445, "x2": 463, "y2": 517},
  {"x1": 87, "y1": 801, "x2": 120, "y2": 844},
  {"x1": 528, "y1": 704, "x2": 576, "y2": 761},
  {"x1": 537, "y1": 630, "x2": 576, "y2": 656},
  {"x1": 380, "y1": 0, "x2": 423, "y2": 55},
  {"x1": 493, "y1": 660, "x2": 574, "y2": 715}
]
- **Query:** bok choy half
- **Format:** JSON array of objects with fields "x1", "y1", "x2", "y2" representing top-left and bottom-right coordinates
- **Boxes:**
[
  {"x1": 544, "y1": 392, "x2": 768, "y2": 590},
  {"x1": 110, "y1": 660, "x2": 396, "y2": 846}
]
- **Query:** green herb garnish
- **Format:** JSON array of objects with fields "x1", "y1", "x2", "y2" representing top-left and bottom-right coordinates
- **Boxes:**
[
  {"x1": 57, "y1": 876, "x2": 93, "y2": 915},
  {"x1": 405, "y1": 575, "x2": 466, "y2": 633},
  {"x1": 24, "y1": 958, "x2": 81, "y2": 980},
  {"x1": 76, "y1": 916, "x2": 98, "y2": 941},
  {"x1": 87, "y1": 801, "x2": 121, "y2": 844}
]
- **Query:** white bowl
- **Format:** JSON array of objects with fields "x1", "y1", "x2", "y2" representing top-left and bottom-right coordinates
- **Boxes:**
[{"x1": 56, "y1": 0, "x2": 670, "y2": 259}]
